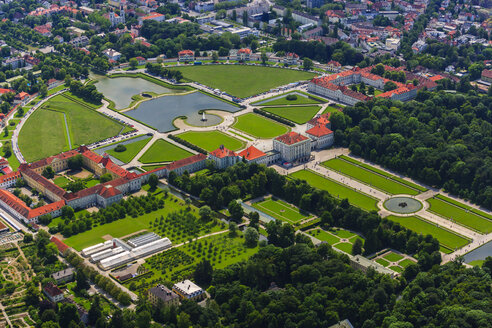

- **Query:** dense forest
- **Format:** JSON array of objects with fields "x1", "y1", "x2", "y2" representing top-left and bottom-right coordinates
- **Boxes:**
[{"x1": 331, "y1": 91, "x2": 492, "y2": 209}]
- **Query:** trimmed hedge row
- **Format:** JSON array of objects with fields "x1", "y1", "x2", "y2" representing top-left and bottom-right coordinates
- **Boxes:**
[
  {"x1": 253, "y1": 108, "x2": 295, "y2": 127},
  {"x1": 168, "y1": 134, "x2": 207, "y2": 154}
]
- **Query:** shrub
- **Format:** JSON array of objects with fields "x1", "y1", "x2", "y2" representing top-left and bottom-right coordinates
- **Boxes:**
[
  {"x1": 114, "y1": 144, "x2": 127, "y2": 152},
  {"x1": 286, "y1": 94, "x2": 297, "y2": 101}
]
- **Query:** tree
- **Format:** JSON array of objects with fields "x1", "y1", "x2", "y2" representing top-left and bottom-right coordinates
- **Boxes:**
[
  {"x1": 114, "y1": 144, "x2": 126, "y2": 152},
  {"x1": 228, "y1": 221, "x2": 238, "y2": 237},
  {"x1": 39, "y1": 83, "x2": 48, "y2": 98},
  {"x1": 303, "y1": 57, "x2": 313, "y2": 70},
  {"x1": 89, "y1": 296, "x2": 103, "y2": 325},
  {"x1": 42, "y1": 166, "x2": 55, "y2": 179},
  {"x1": 228, "y1": 200, "x2": 244, "y2": 222},
  {"x1": 67, "y1": 180, "x2": 85, "y2": 192},
  {"x1": 58, "y1": 303, "x2": 80, "y2": 327},
  {"x1": 136, "y1": 310, "x2": 151, "y2": 328},
  {"x1": 384, "y1": 81, "x2": 398, "y2": 91},
  {"x1": 75, "y1": 268, "x2": 90, "y2": 291},
  {"x1": 129, "y1": 58, "x2": 138, "y2": 70},
  {"x1": 100, "y1": 173, "x2": 112, "y2": 183},
  {"x1": 212, "y1": 52, "x2": 218, "y2": 62},
  {"x1": 249, "y1": 211, "x2": 259, "y2": 229},
  {"x1": 244, "y1": 227, "x2": 259, "y2": 248},
  {"x1": 261, "y1": 52, "x2": 268, "y2": 65},
  {"x1": 23, "y1": 233, "x2": 33, "y2": 243},
  {"x1": 24, "y1": 285, "x2": 40, "y2": 306},
  {"x1": 61, "y1": 206, "x2": 75, "y2": 219},
  {"x1": 194, "y1": 259, "x2": 213, "y2": 285},
  {"x1": 352, "y1": 238, "x2": 363, "y2": 255},
  {"x1": 148, "y1": 174, "x2": 158, "y2": 190},
  {"x1": 67, "y1": 155, "x2": 83, "y2": 170},
  {"x1": 199, "y1": 205, "x2": 212, "y2": 221}
]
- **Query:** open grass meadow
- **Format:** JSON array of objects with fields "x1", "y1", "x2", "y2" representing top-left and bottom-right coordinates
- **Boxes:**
[
  {"x1": 385, "y1": 215, "x2": 470, "y2": 252},
  {"x1": 427, "y1": 196, "x2": 492, "y2": 234},
  {"x1": 177, "y1": 130, "x2": 245, "y2": 152},
  {"x1": 290, "y1": 170, "x2": 379, "y2": 212},
  {"x1": 322, "y1": 157, "x2": 420, "y2": 195},
  {"x1": 123, "y1": 232, "x2": 258, "y2": 291},
  {"x1": 252, "y1": 198, "x2": 310, "y2": 224},
  {"x1": 261, "y1": 105, "x2": 321, "y2": 124},
  {"x1": 64, "y1": 193, "x2": 223, "y2": 251},
  {"x1": 106, "y1": 137, "x2": 152, "y2": 163},
  {"x1": 139, "y1": 139, "x2": 193, "y2": 164},
  {"x1": 232, "y1": 113, "x2": 290, "y2": 139},
  {"x1": 19, "y1": 93, "x2": 127, "y2": 162},
  {"x1": 253, "y1": 91, "x2": 325, "y2": 106},
  {"x1": 175, "y1": 65, "x2": 316, "y2": 98}
]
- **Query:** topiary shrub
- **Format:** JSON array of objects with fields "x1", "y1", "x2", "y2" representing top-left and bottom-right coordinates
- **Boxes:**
[
  {"x1": 114, "y1": 144, "x2": 127, "y2": 152},
  {"x1": 286, "y1": 94, "x2": 298, "y2": 101}
]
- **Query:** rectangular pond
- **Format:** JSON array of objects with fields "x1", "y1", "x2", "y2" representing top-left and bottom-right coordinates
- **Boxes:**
[{"x1": 124, "y1": 91, "x2": 240, "y2": 132}]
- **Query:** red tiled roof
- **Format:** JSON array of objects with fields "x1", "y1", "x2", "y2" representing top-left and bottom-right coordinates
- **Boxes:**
[
  {"x1": 98, "y1": 186, "x2": 121, "y2": 198},
  {"x1": 50, "y1": 236, "x2": 69, "y2": 253},
  {"x1": 482, "y1": 69, "x2": 492, "y2": 79},
  {"x1": 275, "y1": 132, "x2": 308, "y2": 145},
  {"x1": 238, "y1": 48, "x2": 252, "y2": 54},
  {"x1": 43, "y1": 282, "x2": 63, "y2": 297},
  {"x1": 142, "y1": 12, "x2": 164, "y2": 20},
  {"x1": 210, "y1": 147, "x2": 237, "y2": 159},
  {"x1": 306, "y1": 124, "x2": 333, "y2": 137},
  {"x1": 0, "y1": 88, "x2": 15, "y2": 94},
  {"x1": 28, "y1": 200, "x2": 65, "y2": 219},
  {"x1": 429, "y1": 75, "x2": 443, "y2": 82},
  {"x1": 178, "y1": 50, "x2": 194, "y2": 56},
  {"x1": 0, "y1": 189, "x2": 29, "y2": 218},
  {"x1": 30, "y1": 149, "x2": 80, "y2": 170},
  {"x1": 286, "y1": 52, "x2": 299, "y2": 58},
  {"x1": 166, "y1": 153, "x2": 206, "y2": 171},
  {"x1": 19, "y1": 168, "x2": 66, "y2": 199},
  {"x1": 238, "y1": 146, "x2": 266, "y2": 161},
  {"x1": 307, "y1": 113, "x2": 331, "y2": 127},
  {"x1": 0, "y1": 171, "x2": 21, "y2": 185},
  {"x1": 327, "y1": 60, "x2": 341, "y2": 67}
]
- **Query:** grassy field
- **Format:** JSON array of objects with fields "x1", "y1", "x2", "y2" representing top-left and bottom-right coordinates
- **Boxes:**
[
  {"x1": 139, "y1": 139, "x2": 193, "y2": 164},
  {"x1": 232, "y1": 113, "x2": 290, "y2": 139},
  {"x1": 53, "y1": 176, "x2": 70, "y2": 188},
  {"x1": 339, "y1": 156, "x2": 427, "y2": 192},
  {"x1": 322, "y1": 157, "x2": 420, "y2": 195},
  {"x1": 64, "y1": 193, "x2": 222, "y2": 251},
  {"x1": 253, "y1": 91, "x2": 325, "y2": 106},
  {"x1": 290, "y1": 170, "x2": 379, "y2": 212},
  {"x1": 322, "y1": 106, "x2": 343, "y2": 115},
  {"x1": 261, "y1": 105, "x2": 321, "y2": 124},
  {"x1": 427, "y1": 196, "x2": 492, "y2": 234},
  {"x1": 376, "y1": 258, "x2": 389, "y2": 267},
  {"x1": 436, "y1": 194, "x2": 492, "y2": 220},
  {"x1": 105, "y1": 137, "x2": 152, "y2": 163},
  {"x1": 252, "y1": 198, "x2": 310, "y2": 224},
  {"x1": 19, "y1": 93, "x2": 127, "y2": 162},
  {"x1": 385, "y1": 215, "x2": 470, "y2": 252},
  {"x1": 383, "y1": 252, "x2": 404, "y2": 262},
  {"x1": 177, "y1": 130, "x2": 244, "y2": 152},
  {"x1": 175, "y1": 65, "x2": 316, "y2": 98}
]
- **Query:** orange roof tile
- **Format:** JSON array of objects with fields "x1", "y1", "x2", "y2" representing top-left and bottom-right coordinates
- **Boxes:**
[
  {"x1": 306, "y1": 124, "x2": 333, "y2": 137},
  {"x1": 275, "y1": 132, "x2": 308, "y2": 145},
  {"x1": 210, "y1": 147, "x2": 237, "y2": 159},
  {"x1": 238, "y1": 146, "x2": 266, "y2": 161}
]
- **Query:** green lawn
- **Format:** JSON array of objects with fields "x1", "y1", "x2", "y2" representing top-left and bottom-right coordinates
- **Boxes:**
[
  {"x1": 468, "y1": 260, "x2": 484, "y2": 267},
  {"x1": 177, "y1": 130, "x2": 244, "y2": 152},
  {"x1": 232, "y1": 113, "x2": 290, "y2": 139},
  {"x1": 436, "y1": 194, "x2": 492, "y2": 220},
  {"x1": 175, "y1": 65, "x2": 316, "y2": 98},
  {"x1": 106, "y1": 137, "x2": 152, "y2": 163},
  {"x1": 64, "y1": 194, "x2": 221, "y2": 251},
  {"x1": 322, "y1": 157, "x2": 420, "y2": 195},
  {"x1": 141, "y1": 165, "x2": 165, "y2": 172},
  {"x1": 290, "y1": 170, "x2": 379, "y2": 212},
  {"x1": 399, "y1": 259, "x2": 416, "y2": 268},
  {"x1": 253, "y1": 91, "x2": 325, "y2": 106},
  {"x1": 332, "y1": 229, "x2": 357, "y2": 239},
  {"x1": 389, "y1": 265, "x2": 402, "y2": 273},
  {"x1": 53, "y1": 176, "x2": 71, "y2": 188},
  {"x1": 383, "y1": 252, "x2": 404, "y2": 262},
  {"x1": 322, "y1": 106, "x2": 343, "y2": 115},
  {"x1": 385, "y1": 215, "x2": 470, "y2": 251},
  {"x1": 19, "y1": 93, "x2": 126, "y2": 162},
  {"x1": 139, "y1": 139, "x2": 193, "y2": 164},
  {"x1": 261, "y1": 105, "x2": 321, "y2": 124},
  {"x1": 253, "y1": 198, "x2": 309, "y2": 224},
  {"x1": 307, "y1": 228, "x2": 340, "y2": 244},
  {"x1": 334, "y1": 242, "x2": 354, "y2": 254},
  {"x1": 340, "y1": 155, "x2": 426, "y2": 192},
  {"x1": 427, "y1": 196, "x2": 492, "y2": 234},
  {"x1": 376, "y1": 258, "x2": 390, "y2": 267}
]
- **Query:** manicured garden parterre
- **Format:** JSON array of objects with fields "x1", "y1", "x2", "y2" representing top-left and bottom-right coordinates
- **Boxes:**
[
  {"x1": 261, "y1": 105, "x2": 321, "y2": 124},
  {"x1": 427, "y1": 195, "x2": 492, "y2": 234},
  {"x1": 290, "y1": 170, "x2": 379, "y2": 212},
  {"x1": 385, "y1": 215, "x2": 470, "y2": 253},
  {"x1": 322, "y1": 157, "x2": 422, "y2": 195},
  {"x1": 105, "y1": 136, "x2": 152, "y2": 163},
  {"x1": 232, "y1": 113, "x2": 290, "y2": 139},
  {"x1": 139, "y1": 139, "x2": 193, "y2": 164},
  {"x1": 175, "y1": 65, "x2": 316, "y2": 98},
  {"x1": 177, "y1": 130, "x2": 244, "y2": 152},
  {"x1": 252, "y1": 198, "x2": 310, "y2": 224},
  {"x1": 307, "y1": 227, "x2": 364, "y2": 254},
  {"x1": 252, "y1": 91, "x2": 325, "y2": 106}
]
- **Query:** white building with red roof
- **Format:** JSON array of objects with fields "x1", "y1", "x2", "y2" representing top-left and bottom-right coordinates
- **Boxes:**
[
  {"x1": 43, "y1": 282, "x2": 64, "y2": 303},
  {"x1": 326, "y1": 60, "x2": 342, "y2": 72},
  {"x1": 208, "y1": 145, "x2": 241, "y2": 170},
  {"x1": 238, "y1": 146, "x2": 268, "y2": 165},
  {"x1": 306, "y1": 124, "x2": 334, "y2": 149},
  {"x1": 284, "y1": 53, "x2": 299, "y2": 65},
  {"x1": 237, "y1": 48, "x2": 252, "y2": 61},
  {"x1": 481, "y1": 69, "x2": 492, "y2": 83},
  {"x1": 178, "y1": 50, "x2": 194, "y2": 62},
  {"x1": 273, "y1": 132, "x2": 311, "y2": 163}
]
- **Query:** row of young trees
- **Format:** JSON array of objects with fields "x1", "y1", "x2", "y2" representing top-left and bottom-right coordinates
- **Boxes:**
[{"x1": 145, "y1": 63, "x2": 183, "y2": 82}]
